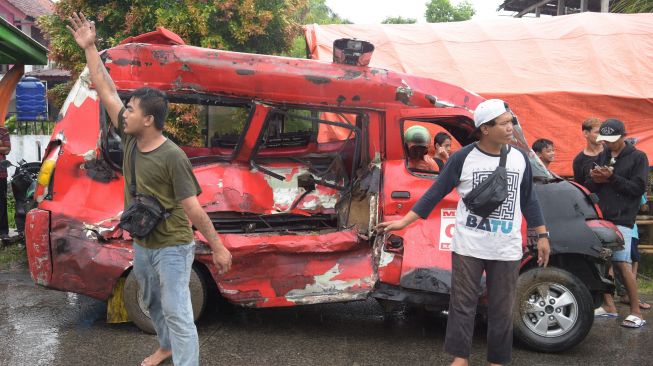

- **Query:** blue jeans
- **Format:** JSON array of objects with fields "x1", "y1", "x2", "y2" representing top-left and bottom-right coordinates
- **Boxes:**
[
  {"x1": 133, "y1": 242, "x2": 198, "y2": 366},
  {"x1": 612, "y1": 225, "x2": 633, "y2": 263}
]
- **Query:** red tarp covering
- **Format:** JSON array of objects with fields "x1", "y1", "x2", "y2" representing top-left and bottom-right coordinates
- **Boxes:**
[{"x1": 304, "y1": 13, "x2": 653, "y2": 176}]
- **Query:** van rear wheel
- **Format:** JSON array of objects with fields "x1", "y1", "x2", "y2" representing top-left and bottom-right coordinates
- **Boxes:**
[
  {"x1": 513, "y1": 267, "x2": 594, "y2": 353},
  {"x1": 123, "y1": 264, "x2": 209, "y2": 334}
]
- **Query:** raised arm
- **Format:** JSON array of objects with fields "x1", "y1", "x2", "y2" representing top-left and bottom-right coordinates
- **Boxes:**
[{"x1": 67, "y1": 12, "x2": 123, "y2": 128}]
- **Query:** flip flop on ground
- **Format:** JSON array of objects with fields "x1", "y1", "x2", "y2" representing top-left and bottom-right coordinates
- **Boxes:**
[
  {"x1": 621, "y1": 314, "x2": 646, "y2": 328},
  {"x1": 594, "y1": 307, "x2": 618, "y2": 318}
]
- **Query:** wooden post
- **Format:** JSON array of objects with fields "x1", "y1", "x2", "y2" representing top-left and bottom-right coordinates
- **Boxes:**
[
  {"x1": 580, "y1": 0, "x2": 588, "y2": 12},
  {"x1": 601, "y1": 0, "x2": 610, "y2": 12},
  {"x1": 536, "y1": 6, "x2": 541, "y2": 17},
  {"x1": 557, "y1": 0, "x2": 566, "y2": 15}
]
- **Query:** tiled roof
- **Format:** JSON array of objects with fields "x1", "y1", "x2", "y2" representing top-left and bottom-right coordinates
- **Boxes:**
[
  {"x1": 6, "y1": 0, "x2": 53, "y2": 19},
  {"x1": 26, "y1": 67, "x2": 71, "y2": 79}
]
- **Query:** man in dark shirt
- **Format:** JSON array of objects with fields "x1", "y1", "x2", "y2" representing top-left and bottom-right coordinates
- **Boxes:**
[
  {"x1": 69, "y1": 12, "x2": 232, "y2": 365},
  {"x1": 573, "y1": 117, "x2": 603, "y2": 184},
  {"x1": 584, "y1": 119, "x2": 647, "y2": 328}
]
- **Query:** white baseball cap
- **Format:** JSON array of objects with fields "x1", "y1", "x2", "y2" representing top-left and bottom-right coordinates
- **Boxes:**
[{"x1": 473, "y1": 99, "x2": 510, "y2": 128}]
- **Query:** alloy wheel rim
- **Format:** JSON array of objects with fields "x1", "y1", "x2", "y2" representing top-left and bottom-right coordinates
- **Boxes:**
[{"x1": 520, "y1": 282, "x2": 578, "y2": 338}]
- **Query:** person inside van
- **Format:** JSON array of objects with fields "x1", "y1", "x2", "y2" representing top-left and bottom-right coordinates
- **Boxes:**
[
  {"x1": 532, "y1": 138, "x2": 555, "y2": 169},
  {"x1": 433, "y1": 132, "x2": 452, "y2": 170},
  {"x1": 405, "y1": 125, "x2": 438, "y2": 172}
]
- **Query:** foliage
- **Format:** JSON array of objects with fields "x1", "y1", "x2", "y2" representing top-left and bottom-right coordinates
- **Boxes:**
[
  {"x1": 0, "y1": 244, "x2": 26, "y2": 270},
  {"x1": 38, "y1": 0, "x2": 310, "y2": 74},
  {"x1": 7, "y1": 192, "x2": 15, "y2": 229},
  {"x1": 611, "y1": 0, "x2": 653, "y2": 13},
  {"x1": 382, "y1": 16, "x2": 417, "y2": 24},
  {"x1": 4, "y1": 115, "x2": 17, "y2": 134},
  {"x1": 40, "y1": 0, "x2": 312, "y2": 146},
  {"x1": 296, "y1": 0, "x2": 351, "y2": 25},
  {"x1": 164, "y1": 104, "x2": 204, "y2": 147},
  {"x1": 287, "y1": 0, "x2": 351, "y2": 58},
  {"x1": 47, "y1": 81, "x2": 74, "y2": 114},
  {"x1": 425, "y1": 0, "x2": 475, "y2": 23}
]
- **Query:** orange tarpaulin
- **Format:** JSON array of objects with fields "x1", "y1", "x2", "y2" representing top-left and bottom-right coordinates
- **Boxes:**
[{"x1": 304, "y1": 12, "x2": 653, "y2": 176}]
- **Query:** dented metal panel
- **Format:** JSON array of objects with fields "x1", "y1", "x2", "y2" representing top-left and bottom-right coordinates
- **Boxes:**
[
  {"x1": 103, "y1": 42, "x2": 482, "y2": 111},
  {"x1": 25, "y1": 209, "x2": 51, "y2": 286},
  {"x1": 382, "y1": 159, "x2": 459, "y2": 294}
]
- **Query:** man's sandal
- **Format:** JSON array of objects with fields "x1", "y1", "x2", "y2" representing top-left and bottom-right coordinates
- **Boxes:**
[{"x1": 621, "y1": 314, "x2": 646, "y2": 328}]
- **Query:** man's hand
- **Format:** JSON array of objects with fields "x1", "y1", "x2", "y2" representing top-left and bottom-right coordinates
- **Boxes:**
[
  {"x1": 66, "y1": 12, "x2": 96, "y2": 50},
  {"x1": 181, "y1": 196, "x2": 232, "y2": 275},
  {"x1": 590, "y1": 167, "x2": 610, "y2": 183},
  {"x1": 537, "y1": 238, "x2": 550, "y2": 267},
  {"x1": 212, "y1": 245, "x2": 232, "y2": 275},
  {"x1": 436, "y1": 146, "x2": 449, "y2": 160},
  {"x1": 66, "y1": 11, "x2": 123, "y2": 126},
  {"x1": 376, "y1": 220, "x2": 408, "y2": 234},
  {"x1": 376, "y1": 211, "x2": 420, "y2": 234}
]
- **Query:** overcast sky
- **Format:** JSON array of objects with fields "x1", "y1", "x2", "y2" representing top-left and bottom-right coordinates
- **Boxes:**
[{"x1": 325, "y1": 0, "x2": 509, "y2": 23}]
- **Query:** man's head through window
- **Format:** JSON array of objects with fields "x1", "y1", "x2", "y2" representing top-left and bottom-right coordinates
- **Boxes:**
[{"x1": 532, "y1": 138, "x2": 555, "y2": 167}]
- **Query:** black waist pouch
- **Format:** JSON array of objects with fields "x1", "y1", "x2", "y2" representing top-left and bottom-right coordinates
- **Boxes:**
[
  {"x1": 119, "y1": 144, "x2": 168, "y2": 239},
  {"x1": 462, "y1": 145, "x2": 508, "y2": 218},
  {"x1": 120, "y1": 193, "x2": 168, "y2": 239}
]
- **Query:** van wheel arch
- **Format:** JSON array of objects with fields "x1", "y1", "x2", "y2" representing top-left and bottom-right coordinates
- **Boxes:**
[{"x1": 123, "y1": 262, "x2": 210, "y2": 334}]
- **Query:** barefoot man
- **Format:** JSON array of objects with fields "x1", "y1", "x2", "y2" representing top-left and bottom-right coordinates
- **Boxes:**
[{"x1": 67, "y1": 13, "x2": 232, "y2": 366}]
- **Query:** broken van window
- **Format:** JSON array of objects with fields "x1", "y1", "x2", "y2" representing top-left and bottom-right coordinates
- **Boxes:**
[
  {"x1": 402, "y1": 120, "x2": 463, "y2": 178},
  {"x1": 102, "y1": 97, "x2": 252, "y2": 168},
  {"x1": 254, "y1": 108, "x2": 361, "y2": 191}
]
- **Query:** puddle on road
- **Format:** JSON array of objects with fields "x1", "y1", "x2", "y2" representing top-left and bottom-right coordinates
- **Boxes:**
[{"x1": 0, "y1": 271, "x2": 104, "y2": 365}]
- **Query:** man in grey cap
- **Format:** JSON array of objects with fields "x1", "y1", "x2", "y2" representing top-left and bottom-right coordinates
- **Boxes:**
[
  {"x1": 584, "y1": 118, "x2": 648, "y2": 328},
  {"x1": 378, "y1": 99, "x2": 550, "y2": 366}
]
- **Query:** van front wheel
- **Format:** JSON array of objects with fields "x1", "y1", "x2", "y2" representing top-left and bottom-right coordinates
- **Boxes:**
[
  {"x1": 123, "y1": 264, "x2": 209, "y2": 334},
  {"x1": 513, "y1": 267, "x2": 594, "y2": 353}
]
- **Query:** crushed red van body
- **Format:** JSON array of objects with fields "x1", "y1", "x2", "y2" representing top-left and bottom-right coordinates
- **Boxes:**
[{"x1": 25, "y1": 29, "x2": 620, "y2": 353}]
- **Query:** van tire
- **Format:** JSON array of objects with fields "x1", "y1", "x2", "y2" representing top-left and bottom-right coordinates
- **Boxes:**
[
  {"x1": 123, "y1": 264, "x2": 209, "y2": 334},
  {"x1": 513, "y1": 267, "x2": 594, "y2": 353}
]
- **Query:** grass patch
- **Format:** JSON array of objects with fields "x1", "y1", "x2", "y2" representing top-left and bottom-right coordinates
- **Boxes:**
[
  {"x1": 7, "y1": 192, "x2": 15, "y2": 229},
  {"x1": 0, "y1": 244, "x2": 26, "y2": 270},
  {"x1": 638, "y1": 252, "x2": 653, "y2": 295},
  {"x1": 639, "y1": 274, "x2": 653, "y2": 295}
]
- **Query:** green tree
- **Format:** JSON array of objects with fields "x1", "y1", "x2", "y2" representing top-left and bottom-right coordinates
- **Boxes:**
[
  {"x1": 39, "y1": 0, "x2": 309, "y2": 145},
  {"x1": 611, "y1": 0, "x2": 653, "y2": 13},
  {"x1": 382, "y1": 16, "x2": 417, "y2": 24},
  {"x1": 297, "y1": 0, "x2": 351, "y2": 25},
  {"x1": 40, "y1": 0, "x2": 308, "y2": 74},
  {"x1": 287, "y1": 0, "x2": 351, "y2": 58},
  {"x1": 425, "y1": 0, "x2": 475, "y2": 23}
]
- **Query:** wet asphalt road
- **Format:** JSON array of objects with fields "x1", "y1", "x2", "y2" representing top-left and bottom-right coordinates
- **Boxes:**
[{"x1": 1, "y1": 267, "x2": 652, "y2": 366}]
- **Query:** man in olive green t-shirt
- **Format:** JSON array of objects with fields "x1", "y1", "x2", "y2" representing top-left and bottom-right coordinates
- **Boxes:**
[{"x1": 69, "y1": 12, "x2": 231, "y2": 366}]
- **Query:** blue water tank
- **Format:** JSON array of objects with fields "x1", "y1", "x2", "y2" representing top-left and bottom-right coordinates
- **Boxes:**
[{"x1": 16, "y1": 77, "x2": 47, "y2": 121}]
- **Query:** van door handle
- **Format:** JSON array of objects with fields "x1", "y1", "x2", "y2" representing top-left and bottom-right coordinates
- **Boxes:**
[{"x1": 391, "y1": 191, "x2": 410, "y2": 199}]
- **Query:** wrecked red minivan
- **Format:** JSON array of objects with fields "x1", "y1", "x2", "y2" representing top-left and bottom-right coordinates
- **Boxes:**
[{"x1": 25, "y1": 29, "x2": 621, "y2": 353}]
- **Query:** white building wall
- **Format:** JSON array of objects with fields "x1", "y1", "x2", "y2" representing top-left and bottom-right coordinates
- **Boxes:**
[{"x1": 5, "y1": 135, "x2": 50, "y2": 176}]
